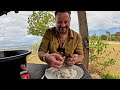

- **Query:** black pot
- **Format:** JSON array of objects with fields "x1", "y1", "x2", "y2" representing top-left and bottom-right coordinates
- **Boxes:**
[{"x1": 0, "y1": 50, "x2": 31, "y2": 79}]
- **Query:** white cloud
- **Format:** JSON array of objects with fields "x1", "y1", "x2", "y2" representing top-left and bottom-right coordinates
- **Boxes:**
[
  {"x1": 70, "y1": 11, "x2": 120, "y2": 32},
  {"x1": 86, "y1": 11, "x2": 120, "y2": 30},
  {"x1": 0, "y1": 11, "x2": 39, "y2": 47}
]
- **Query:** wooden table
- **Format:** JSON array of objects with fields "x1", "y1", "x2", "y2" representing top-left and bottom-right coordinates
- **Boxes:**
[{"x1": 27, "y1": 63, "x2": 92, "y2": 79}]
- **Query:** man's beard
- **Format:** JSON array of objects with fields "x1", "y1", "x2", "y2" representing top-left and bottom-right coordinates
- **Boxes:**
[{"x1": 58, "y1": 27, "x2": 68, "y2": 34}]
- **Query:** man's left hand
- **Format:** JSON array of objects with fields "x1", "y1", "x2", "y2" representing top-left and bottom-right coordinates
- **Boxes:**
[{"x1": 67, "y1": 54, "x2": 79, "y2": 65}]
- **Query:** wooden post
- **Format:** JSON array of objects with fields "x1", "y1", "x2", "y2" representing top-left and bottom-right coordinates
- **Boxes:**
[{"x1": 77, "y1": 11, "x2": 89, "y2": 69}]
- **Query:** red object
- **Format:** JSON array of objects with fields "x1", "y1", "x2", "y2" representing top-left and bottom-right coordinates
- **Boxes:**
[
  {"x1": 20, "y1": 72, "x2": 30, "y2": 79},
  {"x1": 20, "y1": 64, "x2": 27, "y2": 71},
  {"x1": 20, "y1": 64, "x2": 30, "y2": 79}
]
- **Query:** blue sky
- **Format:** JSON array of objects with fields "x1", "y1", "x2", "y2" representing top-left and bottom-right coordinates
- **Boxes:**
[{"x1": 0, "y1": 11, "x2": 120, "y2": 47}]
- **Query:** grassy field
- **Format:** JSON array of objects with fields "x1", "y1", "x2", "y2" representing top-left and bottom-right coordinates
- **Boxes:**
[
  {"x1": 101, "y1": 44, "x2": 120, "y2": 74},
  {"x1": 26, "y1": 41, "x2": 120, "y2": 78},
  {"x1": 88, "y1": 41, "x2": 120, "y2": 78}
]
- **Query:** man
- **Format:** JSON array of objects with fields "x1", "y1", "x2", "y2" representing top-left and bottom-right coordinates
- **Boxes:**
[{"x1": 38, "y1": 11, "x2": 84, "y2": 68}]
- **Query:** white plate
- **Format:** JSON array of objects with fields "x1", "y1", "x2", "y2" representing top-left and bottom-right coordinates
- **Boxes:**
[{"x1": 45, "y1": 65, "x2": 84, "y2": 79}]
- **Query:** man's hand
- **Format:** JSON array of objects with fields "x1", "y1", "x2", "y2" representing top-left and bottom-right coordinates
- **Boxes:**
[
  {"x1": 45, "y1": 53, "x2": 65, "y2": 68},
  {"x1": 67, "y1": 54, "x2": 80, "y2": 65}
]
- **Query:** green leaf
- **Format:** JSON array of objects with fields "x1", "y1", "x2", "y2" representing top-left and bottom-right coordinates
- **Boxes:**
[{"x1": 27, "y1": 11, "x2": 55, "y2": 36}]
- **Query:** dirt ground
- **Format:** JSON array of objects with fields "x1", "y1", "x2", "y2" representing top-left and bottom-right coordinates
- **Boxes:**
[{"x1": 26, "y1": 52, "x2": 46, "y2": 64}]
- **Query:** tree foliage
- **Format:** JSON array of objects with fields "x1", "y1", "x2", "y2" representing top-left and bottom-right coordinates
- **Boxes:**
[{"x1": 27, "y1": 11, "x2": 55, "y2": 36}]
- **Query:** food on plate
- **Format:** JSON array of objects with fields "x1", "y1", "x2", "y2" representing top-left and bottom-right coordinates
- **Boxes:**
[{"x1": 55, "y1": 67, "x2": 77, "y2": 79}]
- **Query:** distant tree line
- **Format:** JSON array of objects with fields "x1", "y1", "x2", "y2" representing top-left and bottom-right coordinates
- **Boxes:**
[{"x1": 97, "y1": 31, "x2": 120, "y2": 42}]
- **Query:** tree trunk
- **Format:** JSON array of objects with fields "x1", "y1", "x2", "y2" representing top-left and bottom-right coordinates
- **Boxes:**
[{"x1": 77, "y1": 11, "x2": 89, "y2": 69}]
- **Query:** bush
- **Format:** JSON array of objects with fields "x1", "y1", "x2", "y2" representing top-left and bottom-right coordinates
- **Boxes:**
[{"x1": 101, "y1": 73, "x2": 120, "y2": 79}]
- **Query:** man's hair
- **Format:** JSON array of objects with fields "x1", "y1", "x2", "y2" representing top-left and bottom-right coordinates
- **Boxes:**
[{"x1": 54, "y1": 11, "x2": 71, "y2": 16}]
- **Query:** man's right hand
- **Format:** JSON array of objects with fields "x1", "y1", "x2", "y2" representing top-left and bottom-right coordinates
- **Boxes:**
[{"x1": 45, "y1": 53, "x2": 65, "y2": 68}]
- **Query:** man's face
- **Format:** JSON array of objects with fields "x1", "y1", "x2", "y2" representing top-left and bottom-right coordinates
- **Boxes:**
[{"x1": 55, "y1": 12, "x2": 71, "y2": 34}]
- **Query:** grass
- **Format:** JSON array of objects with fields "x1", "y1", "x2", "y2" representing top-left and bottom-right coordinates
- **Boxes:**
[
  {"x1": 101, "y1": 44, "x2": 120, "y2": 74},
  {"x1": 101, "y1": 73, "x2": 120, "y2": 79},
  {"x1": 88, "y1": 42, "x2": 120, "y2": 79}
]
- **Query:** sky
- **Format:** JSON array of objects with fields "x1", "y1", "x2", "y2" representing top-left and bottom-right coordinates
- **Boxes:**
[
  {"x1": 86, "y1": 11, "x2": 120, "y2": 30},
  {"x1": 0, "y1": 11, "x2": 120, "y2": 48}
]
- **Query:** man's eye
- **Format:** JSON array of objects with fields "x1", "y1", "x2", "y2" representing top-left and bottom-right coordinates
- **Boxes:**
[
  {"x1": 57, "y1": 21, "x2": 62, "y2": 24},
  {"x1": 64, "y1": 21, "x2": 68, "y2": 23}
]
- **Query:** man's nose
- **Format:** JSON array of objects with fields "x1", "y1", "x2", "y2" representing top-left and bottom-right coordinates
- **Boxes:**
[{"x1": 60, "y1": 23, "x2": 66, "y2": 28}]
